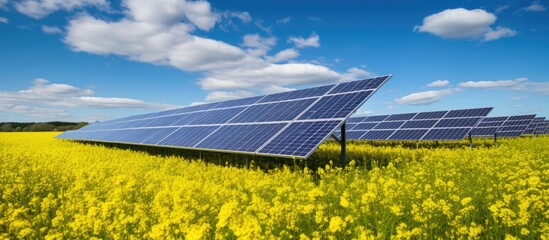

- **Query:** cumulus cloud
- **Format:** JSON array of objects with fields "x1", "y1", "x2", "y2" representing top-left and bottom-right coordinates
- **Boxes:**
[
  {"x1": 266, "y1": 48, "x2": 299, "y2": 63},
  {"x1": 483, "y1": 27, "x2": 517, "y2": 42},
  {"x1": 288, "y1": 32, "x2": 320, "y2": 48},
  {"x1": 61, "y1": 0, "x2": 376, "y2": 102},
  {"x1": 0, "y1": 17, "x2": 8, "y2": 23},
  {"x1": 511, "y1": 96, "x2": 527, "y2": 100},
  {"x1": 458, "y1": 77, "x2": 528, "y2": 89},
  {"x1": 42, "y1": 25, "x2": 62, "y2": 34},
  {"x1": 0, "y1": 78, "x2": 176, "y2": 120},
  {"x1": 415, "y1": 8, "x2": 516, "y2": 41},
  {"x1": 523, "y1": 1, "x2": 546, "y2": 12},
  {"x1": 395, "y1": 89, "x2": 454, "y2": 105},
  {"x1": 15, "y1": 0, "x2": 109, "y2": 19},
  {"x1": 427, "y1": 80, "x2": 450, "y2": 88}
]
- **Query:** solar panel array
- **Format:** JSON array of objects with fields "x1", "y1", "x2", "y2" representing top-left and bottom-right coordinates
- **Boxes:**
[
  {"x1": 472, "y1": 114, "x2": 536, "y2": 137},
  {"x1": 535, "y1": 119, "x2": 548, "y2": 134},
  {"x1": 57, "y1": 75, "x2": 392, "y2": 159},
  {"x1": 337, "y1": 107, "x2": 493, "y2": 141},
  {"x1": 523, "y1": 117, "x2": 545, "y2": 135},
  {"x1": 543, "y1": 120, "x2": 549, "y2": 134}
]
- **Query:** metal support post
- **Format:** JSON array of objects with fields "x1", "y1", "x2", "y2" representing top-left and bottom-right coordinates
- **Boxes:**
[
  {"x1": 493, "y1": 132, "x2": 498, "y2": 148},
  {"x1": 468, "y1": 131, "x2": 473, "y2": 150},
  {"x1": 340, "y1": 122, "x2": 347, "y2": 168},
  {"x1": 199, "y1": 151, "x2": 202, "y2": 161},
  {"x1": 245, "y1": 156, "x2": 250, "y2": 169}
]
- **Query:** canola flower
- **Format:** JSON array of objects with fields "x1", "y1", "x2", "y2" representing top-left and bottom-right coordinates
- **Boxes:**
[{"x1": 0, "y1": 132, "x2": 547, "y2": 239}]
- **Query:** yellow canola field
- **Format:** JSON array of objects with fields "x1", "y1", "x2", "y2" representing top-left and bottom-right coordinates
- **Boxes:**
[{"x1": 0, "y1": 132, "x2": 547, "y2": 239}]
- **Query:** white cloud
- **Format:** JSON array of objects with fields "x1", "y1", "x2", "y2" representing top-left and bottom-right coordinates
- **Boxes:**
[
  {"x1": 495, "y1": 5, "x2": 510, "y2": 13},
  {"x1": 266, "y1": 48, "x2": 299, "y2": 63},
  {"x1": 415, "y1": 8, "x2": 516, "y2": 41},
  {"x1": 228, "y1": 11, "x2": 251, "y2": 23},
  {"x1": 205, "y1": 90, "x2": 254, "y2": 101},
  {"x1": 523, "y1": 1, "x2": 546, "y2": 12},
  {"x1": 0, "y1": 78, "x2": 176, "y2": 120},
  {"x1": 242, "y1": 34, "x2": 276, "y2": 57},
  {"x1": 458, "y1": 77, "x2": 528, "y2": 89},
  {"x1": 395, "y1": 89, "x2": 454, "y2": 105},
  {"x1": 0, "y1": 17, "x2": 8, "y2": 23},
  {"x1": 511, "y1": 96, "x2": 527, "y2": 100},
  {"x1": 483, "y1": 27, "x2": 517, "y2": 42},
  {"x1": 63, "y1": 0, "x2": 375, "y2": 101},
  {"x1": 261, "y1": 85, "x2": 295, "y2": 95},
  {"x1": 0, "y1": 0, "x2": 8, "y2": 8},
  {"x1": 427, "y1": 80, "x2": 450, "y2": 88},
  {"x1": 288, "y1": 32, "x2": 320, "y2": 48},
  {"x1": 123, "y1": 0, "x2": 218, "y2": 30},
  {"x1": 42, "y1": 25, "x2": 62, "y2": 34},
  {"x1": 340, "y1": 67, "x2": 374, "y2": 81},
  {"x1": 529, "y1": 82, "x2": 549, "y2": 95},
  {"x1": 276, "y1": 16, "x2": 291, "y2": 24},
  {"x1": 15, "y1": 0, "x2": 109, "y2": 19}
]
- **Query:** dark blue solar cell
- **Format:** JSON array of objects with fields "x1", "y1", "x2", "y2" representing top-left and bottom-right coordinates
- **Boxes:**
[
  {"x1": 507, "y1": 114, "x2": 536, "y2": 121},
  {"x1": 329, "y1": 76, "x2": 389, "y2": 94},
  {"x1": 258, "y1": 85, "x2": 333, "y2": 103},
  {"x1": 299, "y1": 91, "x2": 372, "y2": 120},
  {"x1": 259, "y1": 121, "x2": 340, "y2": 157},
  {"x1": 360, "y1": 130, "x2": 395, "y2": 140},
  {"x1": 141, "y1": 115, "x2": 184, "y2": 127},
  {"x1": 353, "y1": 122, "x2": 379, "y2": 130},
  {"x1": 188, "y1": 107, "x2": 246, "y2": 125},
  {"x1": 213, "y1": 96, "x2": 263, "y2": 108},
  {"x1": 434, "y1": 117, "x2": 481, "y2": 128},
  {"x1": 230, "y1": 99, "x2": 316, "y2": 123},
  {"x1": 445, "y1": 107, "x2": 492, "y2": 118},
  {"x1": 150, "y1": 108, "x2": 182, "y2": 118},
  {"x1": 373, "y1": 121, "x2": 405, "y2": 129},
  {"x1": 471, "y1": 127, "x2": 498, "y2": 136},
  {"x1": 476, "y1": 121, "x2": 505, "y2": 127},
  {"x1": 98, "y1": 129, "x2": 135, "y2": 142},
  {"x1": 400, "y1": 120, "x2": 438, "y2": 129},
  {"x1": 346, "y1": 123, "x2": 358, "y2": 130},
  {"x1": 483, "y1": 116, "x2": 509, "y2": 122},
  {"x1": 158, "y1": 126, "x2": 219, "y2": 148},
  {"x1": 116, "y1": 128, "x2": 162, "y2": 143},
  {"x1": 389, "y1": 129, "x2": 428, "y2": 140},
  {"x1": 141, "y1": 127, "x2": 179, "y2": 144},
  {"x1": 385, "y1": 113, "x2": 417, "y2": 121},
  {"x1": 347, "y1": 131, "x2": 366, "y2": 139},
  {"x1": 498, "y1": 126, "x2": 527, "y2": 132},
  {"x1": 364, "y1": 115, "x2": 389, "y2": 122},
  {"x1": 413, "y1": 111, "x2": 448, "y2": 120},
  {"x1": 503, "y1": 120, "x2": 533, "y2": 126},
  {"x1": 348, "y1": 116, "x2": 367, "y2": 123},
  {"x1": 422, "y1": 128, "x2": 470, "y2": 140},
  {"x1": 197, "y1": 124, "x2": 286, "y2": 152}
]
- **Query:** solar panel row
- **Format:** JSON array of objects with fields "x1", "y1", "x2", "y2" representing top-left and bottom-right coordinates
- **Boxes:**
[
  {"x1": 57, "y1": 75, "x2": 392, "y2": 159},
  {"x1": 337, "y1": 107, "x2": 493, "y2": 141},
  {"x1": 471, "y1": 114, "x2": 536, "y2": 137}
]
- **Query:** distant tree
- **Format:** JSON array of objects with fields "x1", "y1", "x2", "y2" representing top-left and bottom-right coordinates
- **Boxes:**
[
  {"x1": 28, "y1": 123, "x2": 55, "y2": 132},
  {"x1": 14, "y1": 127, "x2": 22, "y2": 132},
  {"x1": 1, "y1": 123, "x2": 12, "y2": 132}
]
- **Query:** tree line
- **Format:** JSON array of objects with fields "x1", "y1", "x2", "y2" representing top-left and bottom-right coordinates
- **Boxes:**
[{"x1": 0, "y1": 122, "x2": 88, "y2": 132}]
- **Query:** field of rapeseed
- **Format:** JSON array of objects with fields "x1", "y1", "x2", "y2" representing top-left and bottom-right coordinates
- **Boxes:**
[{"x1": 1, "y1": 132, "x2": 547, "y2": 239}]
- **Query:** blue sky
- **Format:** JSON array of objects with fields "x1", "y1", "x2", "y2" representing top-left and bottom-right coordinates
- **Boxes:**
[{"x1": 0, "y1": 0, "x2": 547, "y2": 122}]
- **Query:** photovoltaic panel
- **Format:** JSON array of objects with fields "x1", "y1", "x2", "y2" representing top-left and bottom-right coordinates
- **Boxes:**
[
  {"x1": 340, "y1": 107, "x2": 493, "y2": 141},
  {"x1": 534, "y1": 118, "x2": 548, "y2": 134},
  {"x1": 57, "y1": 75, "x2": 392, "y2": 159},
  {"x1": 523, "y1": 117, "x2": 543, "y2": 134},
  {"x1": 472, "y1": 114, "x2": 536, "y2": 137}
]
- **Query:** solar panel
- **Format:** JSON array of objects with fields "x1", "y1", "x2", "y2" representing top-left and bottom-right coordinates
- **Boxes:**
[
  {"x1": 534, "y1": 119, "x2": 548, "y2": 134},
  {"x1": 473, "y1": 114, "x2": 536, "y2": 137},
  {"x1": 342, "y1": 107, "x2": 493, "y2": 141},
  {"x1": 523, "y1": 117, "x2": 545, "y2": 134},
  {"x1": 58, "y1": 75, "x2": 392, "y2": 159}
]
